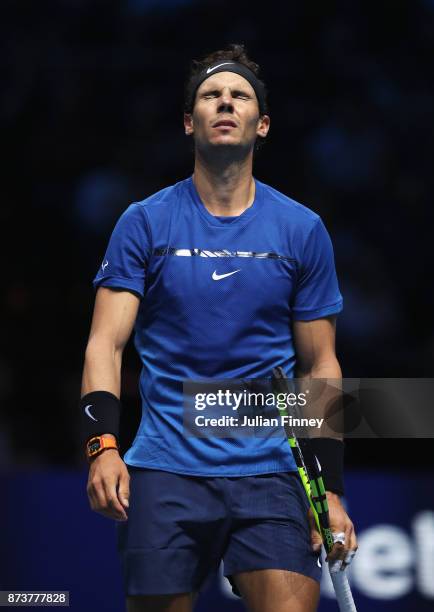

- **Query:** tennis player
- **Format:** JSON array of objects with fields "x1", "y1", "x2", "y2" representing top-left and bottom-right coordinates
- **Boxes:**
[{"x1": 80, "y1": 44, "x2": 357, "y2": 612}]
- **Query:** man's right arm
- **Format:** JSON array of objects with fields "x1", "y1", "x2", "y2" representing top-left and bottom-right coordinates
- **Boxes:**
[{"x1": 81, "y1": 286, "x2": 140, "y2": 521}]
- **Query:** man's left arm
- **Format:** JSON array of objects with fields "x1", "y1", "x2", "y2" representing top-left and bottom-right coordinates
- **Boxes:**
[{"x1": 293, "y1": 315, "x2": 358, "y2": 566}]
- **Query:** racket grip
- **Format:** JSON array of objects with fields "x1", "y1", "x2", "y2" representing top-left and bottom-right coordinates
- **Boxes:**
[{"x1": 330, "y1": 570, "x2": 357, "y2": 612}]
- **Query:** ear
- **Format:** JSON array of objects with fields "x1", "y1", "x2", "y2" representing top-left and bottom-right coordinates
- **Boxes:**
[
  {"x1": 256, "y1": 114, "x2": 270, "y2": 139},
  {"x1": 184, "y1": 113, "x2": 194, "y2": 136}
]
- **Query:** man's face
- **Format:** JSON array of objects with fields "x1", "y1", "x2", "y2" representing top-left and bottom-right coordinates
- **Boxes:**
[{"x1": 184, "y1": 72, "x2": 270, "y2": 152}]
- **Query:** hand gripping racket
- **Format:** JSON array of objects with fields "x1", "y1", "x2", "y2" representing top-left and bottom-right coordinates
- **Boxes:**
[{"x1": 272, "y1": 367, "x2": 357, "y2": 611}]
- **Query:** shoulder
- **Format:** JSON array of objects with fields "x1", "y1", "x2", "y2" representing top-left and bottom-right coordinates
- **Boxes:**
[
  {"x1": 256, "y1": 180, "x2": 332, "y2": 261},
  {"x1": 134, "y1": 178, "x2": 189, "y2": 214},
  {"x1": 257, "y1": 180, "x2": 321, "y2": 231},
  {"x1": 258, "y1": 180, "x2": 321, "y2": 225},
  {"x1": 116, "y1": 179, "x2": 188, "y2": 233}
]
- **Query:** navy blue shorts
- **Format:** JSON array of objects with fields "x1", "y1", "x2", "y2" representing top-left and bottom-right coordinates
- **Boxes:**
[{"x1": 117, "y1": 468, "x2": 321, "y2": 596}]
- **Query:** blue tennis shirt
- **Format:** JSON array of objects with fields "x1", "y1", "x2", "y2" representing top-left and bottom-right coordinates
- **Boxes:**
[{"x1": 93, "y1": 176, "x2": 343, "y2": 475}]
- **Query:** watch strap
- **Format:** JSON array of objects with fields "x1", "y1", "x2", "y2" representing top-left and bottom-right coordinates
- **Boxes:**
[{"x1": 86, "y1": 435, "x2": 119, "y2": 462}]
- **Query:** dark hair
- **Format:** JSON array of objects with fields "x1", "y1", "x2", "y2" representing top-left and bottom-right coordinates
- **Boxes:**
[{"x1": 184, "y1": 43, "x2": 269, "y2": 115}]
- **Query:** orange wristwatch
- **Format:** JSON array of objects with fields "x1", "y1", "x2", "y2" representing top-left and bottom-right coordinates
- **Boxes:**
[{"x1": 86, "y1": 435, "x2": 119, "y2": 462}]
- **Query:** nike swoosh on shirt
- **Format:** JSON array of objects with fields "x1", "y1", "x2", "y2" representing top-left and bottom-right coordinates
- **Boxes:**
[
  {"x1": 212, "y1": 269, "x2": 241, "y2": 281},
  {"x1": 206, "y1": 62, "x2": 235, "y2": 74},
  {"x1": 84, "y1": 404, "x2": 98, "y2": 422}
]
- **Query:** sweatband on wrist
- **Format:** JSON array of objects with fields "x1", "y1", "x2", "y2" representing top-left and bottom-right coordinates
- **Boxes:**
[
  {"x1": 80, "y1": 391, "x2": 121, "y2": 445},
  {"x1": 310, "y1": 438, "x2": 345, "y2": 496}
]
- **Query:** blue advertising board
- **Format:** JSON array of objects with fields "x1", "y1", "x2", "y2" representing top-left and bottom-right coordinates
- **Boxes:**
[{"x1": 1, "y1": 470, "x2": 433, "y2": 611}]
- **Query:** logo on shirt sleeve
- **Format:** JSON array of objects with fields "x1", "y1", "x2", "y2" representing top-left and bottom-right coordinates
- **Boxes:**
[{"x1": 101, "y1": 259, "x2": 109, "y2": 273}]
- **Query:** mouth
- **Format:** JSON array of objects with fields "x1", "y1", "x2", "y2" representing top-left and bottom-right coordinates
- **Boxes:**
[{"x1": 213, "y1": 120, "x2": 237, "y2": 128}]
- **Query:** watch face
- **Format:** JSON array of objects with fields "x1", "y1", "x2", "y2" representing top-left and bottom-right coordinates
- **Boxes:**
[{"x1": 88, "y1": 439, "x2": 101, "y2": 455}]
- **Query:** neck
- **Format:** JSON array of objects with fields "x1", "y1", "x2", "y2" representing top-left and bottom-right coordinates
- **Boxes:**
[{"x1": 192, "y1": 147, "x2": 255, "y2": 216}]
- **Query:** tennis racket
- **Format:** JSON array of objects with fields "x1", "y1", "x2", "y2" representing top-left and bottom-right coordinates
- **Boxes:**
[{"x1": 272, "y1": 367, "x2": 357, "y2": 612}]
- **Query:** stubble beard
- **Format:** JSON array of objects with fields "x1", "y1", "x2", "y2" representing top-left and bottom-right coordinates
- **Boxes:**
[{"x1": 194, "y1": 133, "x2": 255, "y2": 171}]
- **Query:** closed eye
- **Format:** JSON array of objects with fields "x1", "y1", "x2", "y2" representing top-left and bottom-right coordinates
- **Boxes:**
[
  {"x1": 201, "y1": 90, "x2": 220, "y2": 99},
  {"x1": 232, "y1": 90, "x2": 251, "y2": 99},
  {"x1": 200, "y1": 89, "x2": 252, "y2": 100}
]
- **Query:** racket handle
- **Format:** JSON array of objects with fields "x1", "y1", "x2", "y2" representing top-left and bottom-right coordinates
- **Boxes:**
[{"x1": 330, "y1": 570, "x2": 357, "y2": 612}]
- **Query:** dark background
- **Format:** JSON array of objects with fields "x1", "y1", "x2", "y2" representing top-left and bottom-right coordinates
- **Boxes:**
[{"x1": 1, "y1": 0, "x2": 433, "y2": 469}]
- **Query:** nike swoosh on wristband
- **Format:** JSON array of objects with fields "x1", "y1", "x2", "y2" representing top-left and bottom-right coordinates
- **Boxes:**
[
  {"x1": 212, "y1": 269, "x2": 241, "y2": 280},
  {"x1": 206, "y1": 62, "x2": 235, "y2": 74},
  {"x1": 84, "y1": 404, "x2": 98, "y2": 422}
]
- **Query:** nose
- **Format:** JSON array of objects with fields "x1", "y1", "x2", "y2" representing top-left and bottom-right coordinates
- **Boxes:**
[{"x1": 218, "y1": 88, "x2": 234, "y2": 112}]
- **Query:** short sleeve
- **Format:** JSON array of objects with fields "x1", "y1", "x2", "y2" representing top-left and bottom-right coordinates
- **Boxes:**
[
  {"x1": 93, "y1": 203, "x2": 150, "y2": 298},
  {"x1": 292, "y1": 217, "x2": 343, "y2": 320}
]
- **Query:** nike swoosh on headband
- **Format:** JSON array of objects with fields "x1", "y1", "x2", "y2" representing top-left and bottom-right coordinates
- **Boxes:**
[{"x1": 206, "y1": 62, "x2": 235, "y2": 74}]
